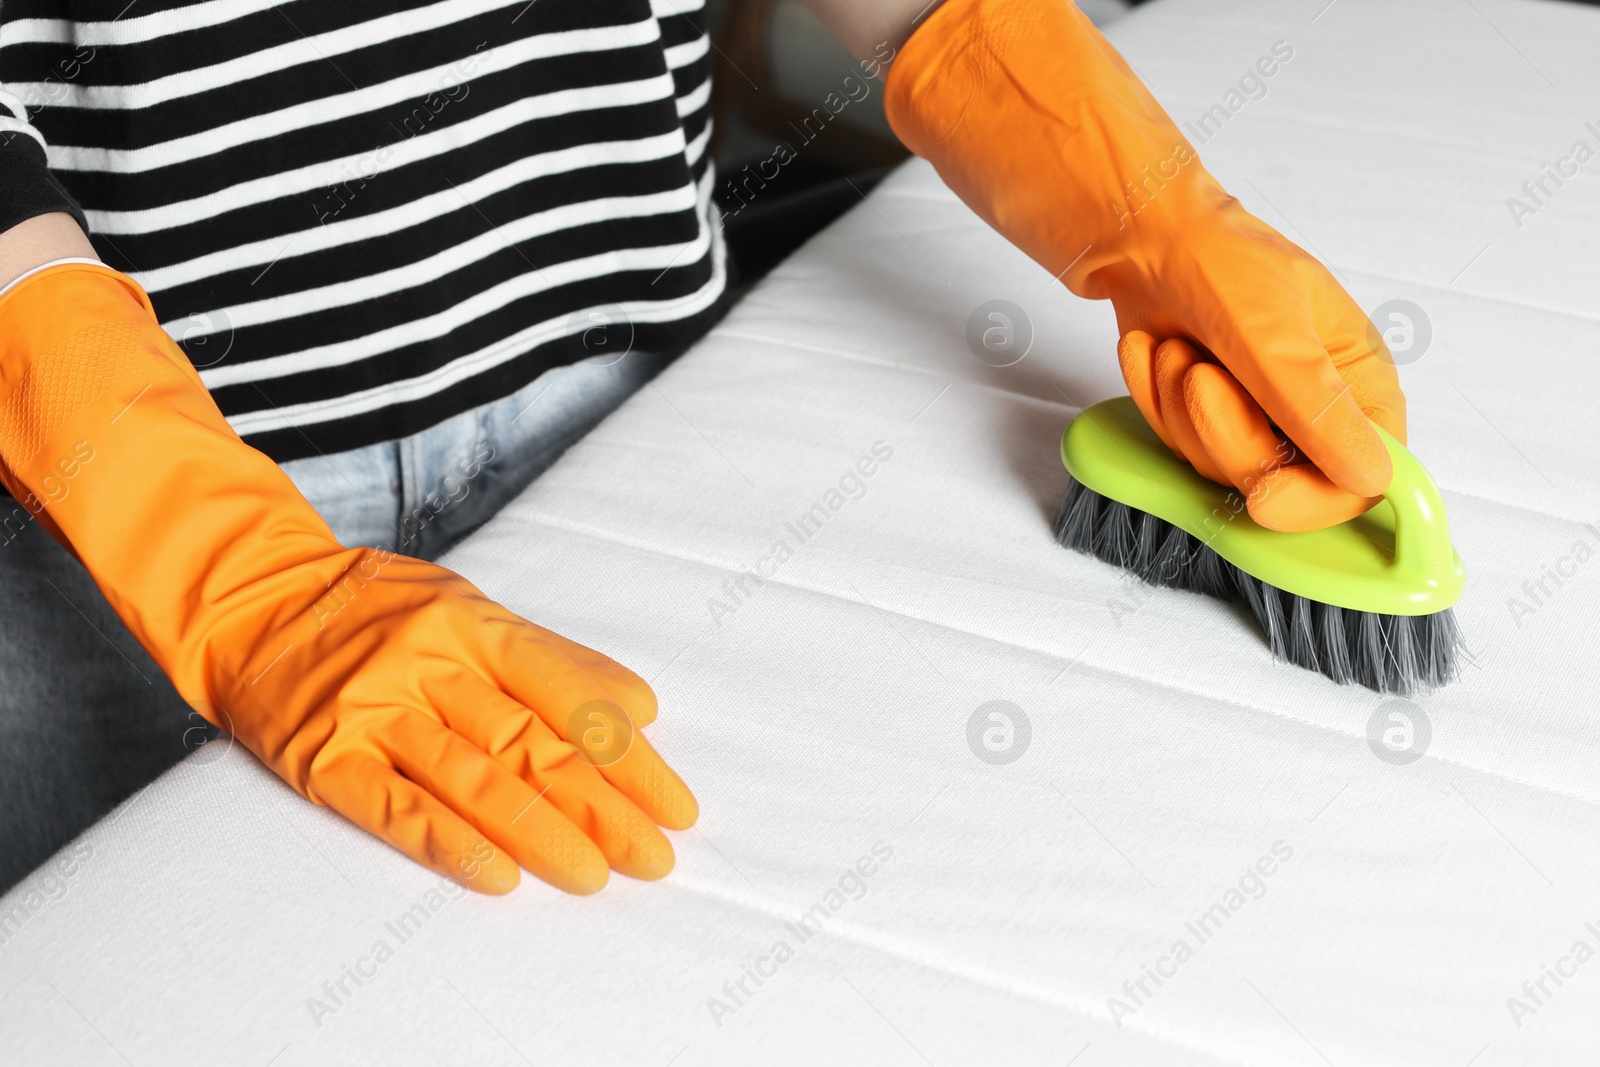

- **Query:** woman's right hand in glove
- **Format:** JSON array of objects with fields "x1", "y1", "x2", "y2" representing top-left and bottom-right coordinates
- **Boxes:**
[{"x1": 883, "y1": 0, "x2": 1407, "y2": 532}]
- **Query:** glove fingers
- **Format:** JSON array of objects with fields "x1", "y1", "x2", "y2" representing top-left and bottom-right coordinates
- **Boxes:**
[
  {"x1": 1246, "y1": 464, "x2": 1381, "y2": 533},
  {"x1": 430, "y1": 576, "x2": 657, "y2": 728},
  {"x1": 583, "y1": 726, "x2": 699, "y2": 832},
  {"x1": 490, "y1": 632, "x2": 635, "y2": 734},
  {"x1": 538, "y1": 633, "x2": 660, "y2": 728},
  {"x1": 381, "y1": 714, "x2": 610, "y2": 895},
  {"x1": 1154, "y1": 338, "x2": 1229, "y2": 486},
  {"x1": 1183, "y1": 362, "x2": 1295, "y2": 496},
  {"x1": 1270, "y1": 366, "x2": 1390, "y2": 498},
  {"x1": 1207, "y1": 294, "x2": 1393, "y2": 497},
  {"x1": 550, "y1": 761, "x2": 677, "y2": 881},
  {"x1": 1184, "y1": 361, "x2": 1381, "y2": 531},
  {"x1": 1331, "y1": 357, "x2": 1405, "y2": 448},
  {"x1": 311, "y1": 751, "x2": 521, "y2": 895},
  {"x1": 440, "y1": 677, "x2": 676, "y2": 881},
  {"x1": 1315, "y1": 279, "x2": 1407, "y2": 445},
  {"x1": 490, "y1": 638, "x2": 697, "y2": 830},
  {"x1": 1117, "y1": 329, "x2": 1180, "y2": 454}
]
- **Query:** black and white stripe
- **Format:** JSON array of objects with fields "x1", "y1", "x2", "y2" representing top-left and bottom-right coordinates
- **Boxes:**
[{"x1": 0, "y1": 0, "x2": 726, "y2": 461}]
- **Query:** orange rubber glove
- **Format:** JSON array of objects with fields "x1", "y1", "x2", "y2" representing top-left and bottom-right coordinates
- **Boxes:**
[
  {"x1": 0, "y1": 262, "x2": 696, "y2": 894},
  {"x1": 884, "y1": 0, "x2": 1405, "y2": 532}
]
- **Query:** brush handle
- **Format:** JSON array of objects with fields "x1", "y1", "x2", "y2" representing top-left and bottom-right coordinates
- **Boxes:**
[
  {"x1": 1375, "y1": 425, "x2": 1459, "y2": 585},
  {"x1": 1063, "y1": 397, "x2": 1465, "y2": 614}
]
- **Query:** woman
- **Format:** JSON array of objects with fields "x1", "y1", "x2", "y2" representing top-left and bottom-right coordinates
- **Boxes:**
[{"x1": 0, "y1": 0, "x2": 1403, "y2": 893}]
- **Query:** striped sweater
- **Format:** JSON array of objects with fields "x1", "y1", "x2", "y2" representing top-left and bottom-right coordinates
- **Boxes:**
[{"x1": 0, "y1": 0, "x2": 728, "y2": 461}]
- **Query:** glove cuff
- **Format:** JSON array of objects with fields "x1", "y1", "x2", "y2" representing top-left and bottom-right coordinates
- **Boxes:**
[
  {"x1": 0, "y1": 261, "x2": 350, "y2": 721},
  {"x1": 884, "y1": 0, "x2": 1222, "y2": 296}
]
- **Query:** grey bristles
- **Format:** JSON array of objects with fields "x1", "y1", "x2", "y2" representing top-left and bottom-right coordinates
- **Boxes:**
[
  {"x1": 1053, "y1": 477, "x2": 1464, "y2": 695},
  {"x1": 1317, "y1": 601, "x2": 1351, "y2": 686}
]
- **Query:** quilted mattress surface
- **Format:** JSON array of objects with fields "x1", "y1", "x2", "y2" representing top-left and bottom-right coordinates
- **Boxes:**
[{"x1": 4, "y1": 0, "x2": 1599, "y2": 1063}]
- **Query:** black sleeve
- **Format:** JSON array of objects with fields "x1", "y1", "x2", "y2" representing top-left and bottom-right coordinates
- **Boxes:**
[{"x1": 0, "y1": 115, "x2": 89, "y2": 237}]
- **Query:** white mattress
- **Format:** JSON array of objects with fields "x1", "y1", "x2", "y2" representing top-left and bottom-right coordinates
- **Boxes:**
[{"x1": 6, "y1": 1, "x2": 1600, "y2": 1063}]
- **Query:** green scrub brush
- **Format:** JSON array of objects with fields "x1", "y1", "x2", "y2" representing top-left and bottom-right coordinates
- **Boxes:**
[{"x1": 1054, "y1": 397, "x2": 1466, "y2": 694}]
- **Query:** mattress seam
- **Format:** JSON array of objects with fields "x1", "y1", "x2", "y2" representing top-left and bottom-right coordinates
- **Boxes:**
[
  {"x1": 660, "y1": 870, "x2": 1259, "y2": 1067},
  {"x1": 679, "y1": 332, "x2": 1598, "y2": 527},
  {"x1": 466, "y1": 511, "x2": 1600, "y2": 809}
]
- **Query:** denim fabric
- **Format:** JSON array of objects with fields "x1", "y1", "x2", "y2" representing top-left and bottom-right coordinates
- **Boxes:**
[{"x1": 0, "y1": 352, "x2": 666, "y2": 891}]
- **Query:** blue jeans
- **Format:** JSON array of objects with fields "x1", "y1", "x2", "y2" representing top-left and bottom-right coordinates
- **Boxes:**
[{"x1": 0, "y1": 352, "x2": 666, "y2": 892}]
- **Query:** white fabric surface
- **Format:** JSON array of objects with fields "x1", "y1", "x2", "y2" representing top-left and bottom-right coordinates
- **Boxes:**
[{"x1": 5, "y1": 1, "x2": 1600, "y2": 1063}]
